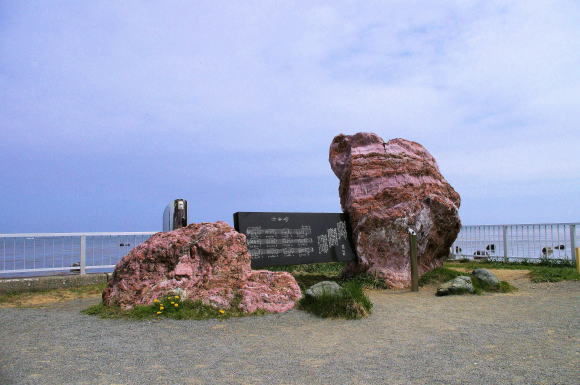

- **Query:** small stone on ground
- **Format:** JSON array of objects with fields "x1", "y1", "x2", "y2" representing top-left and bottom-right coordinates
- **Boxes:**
[
  {"x1": 472, "y1": 268, "x2": 500, "y2": 287},
  {"x1": 305, "y1": 281, "x2": 343, "y2": 298},
  {"x1": 437, "y1": 276, "x2": 474, "y2": 296}
]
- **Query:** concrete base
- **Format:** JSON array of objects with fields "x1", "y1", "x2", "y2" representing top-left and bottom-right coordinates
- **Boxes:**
[{"x1": 0, "y1": 273, "x2": 111, "y2": 294}]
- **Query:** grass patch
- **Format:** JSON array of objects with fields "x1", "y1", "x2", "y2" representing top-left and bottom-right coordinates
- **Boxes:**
[
  {"x1": 345, "y1": 273, "x2": 390, "y2": 289},
  {"x1": 266, "y1": 262, "x2": 346, "y2": 275},
  {"x1": 445, "y1": 261, "x2": 580, "y2": 283},
  {"x1": 0, "y1": 282, "x2": 106, "y2": 306},
  {"x1": 498, "y1": 281, "x2": 518, "y2": 292},
  {"x1": 292, "y1": 272, "x2": 390, "y2": 291},
  {"x1": 267, "y1": 263, "x2": 344, "y2": 292},
  {"x1": 529, "y1": 267, "x2": 580, "y2": 283},
  {"x1": 471, "y1": 276, "x2": 517, "y2": 294},
  {"x1": 268, "y1": 262, "x2": 389, "y2": 290},
  {"x1": 82, "y1": 293, "x2": 266, "y2": 320},
  {"x1": 298, "y1": 281, "x2": 372, "y2": 319},
  {"x1": 535, "y1": 258, "x2": 576, "y2": 268},
  {"x1": 419, "y1": 267, "x2": 462, "y2": 286}
]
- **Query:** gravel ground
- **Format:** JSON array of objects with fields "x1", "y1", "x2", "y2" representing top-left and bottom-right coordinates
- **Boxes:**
[{"x1": 0, "y1": 278, "x2": 578, "y2": 385}]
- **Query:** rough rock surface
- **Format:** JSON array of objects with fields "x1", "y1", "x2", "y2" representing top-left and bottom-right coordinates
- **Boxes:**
[
  {"x1": 329, "y1": 132, "x2": 461, "y2": 288},
  {"x1": 305, "y1": 281, "x2": 343, "y2": 298},
  {"x1": 102, "y1": 221, "x2": 302, "y2": 312},
  {"x1": 436, "y1": 276, "x2": 474, "y2": 296},
  {"x1": 472, "y1": 268, "x2": 500, "y2": 288}
]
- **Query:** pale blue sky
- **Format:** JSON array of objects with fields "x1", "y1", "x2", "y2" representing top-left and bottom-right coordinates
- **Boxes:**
[{"x1": 1, "y1": 1, "x2": 579, "y2": 233}]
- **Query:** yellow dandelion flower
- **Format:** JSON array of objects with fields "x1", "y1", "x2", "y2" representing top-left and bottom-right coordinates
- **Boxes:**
[
  {"x1": 160, "y1": 306, "x2": 164, "y2": 310},
  {"x1": 153, "y1": 299, "x2": 159, "y2": 303},
  {"x1": 175, "y1": 295, "x2": 180, "y2": 299},
  {"x1": 218, "y1": 309, "x2": 225, "y2": 314},
  {"x1": 170, "y1": 301, "x2": 175, "y2": 304},
  {"x1": 174, "y1": 303, "x2": 179, "y2": 307},
  {"x1": 156, "y1": 311, "x2": 162, "y2": 315}
]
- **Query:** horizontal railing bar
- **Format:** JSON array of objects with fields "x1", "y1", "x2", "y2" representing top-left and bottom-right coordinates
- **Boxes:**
[
  {"x1": 0, "y1": 265, "x2": 118, "y2": 274},
  {"x1": 461, "y1": 223, "x2": 579, "y2": 227},
  {"x1": 86, "y1": 265, "x2": 116, "y2": 269},
  {"x1": 0, "y1": 267, "x2": 83, "y2": 274},
  {"x1": 0, "y1": 232, "x2": 156, "y2": 238}
]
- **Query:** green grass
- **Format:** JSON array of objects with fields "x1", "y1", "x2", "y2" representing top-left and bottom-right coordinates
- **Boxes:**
[
  {"x1": 298, "y1": 281, "x2": 373, "y2": 319},
  {"x1": 267, "y1": 262, "x2": 389, "y2": 290},
  {"x1": 498, "y1": 281, "x2": 517, "y2": 292},
  {"x1": 471, "y1": 276, "x2": 517, "y2": 294},
  {"x1": 0, "y1": 290, "x2": 38, "y2": 304},
  {"x1": 345, "y1": 273, "x2": 390, "y2": 289},
  {"x1": 419, "y1": 267, "x2": 463, "y2": 286},
  {"x1": 528, "y1": 267, "x2": 580, "y2": 283},
  {"x1": 82, "y1": 293, "x2": 266, "y2": 320},
  {"x1": 266, "y1": 262, "x2": 346, "y2": 275},
  {"x1": 445, "y1": 261, "x2": 580, "y2": 283}
]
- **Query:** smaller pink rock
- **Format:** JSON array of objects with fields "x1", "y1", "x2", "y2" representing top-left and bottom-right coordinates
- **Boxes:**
[{"x1": 102, "y1": 221, "x2": 302, "y2": 313}]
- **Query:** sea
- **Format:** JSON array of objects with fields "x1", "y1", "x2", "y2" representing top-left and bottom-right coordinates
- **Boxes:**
[{"x1": 0, "y1": 233, "x2": 153, "y2": 278}]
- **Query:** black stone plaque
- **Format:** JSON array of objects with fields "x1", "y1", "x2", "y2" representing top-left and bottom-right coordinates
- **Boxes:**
[{"x1": 233, "y1": 212, "x2": 357, "y2": 268}]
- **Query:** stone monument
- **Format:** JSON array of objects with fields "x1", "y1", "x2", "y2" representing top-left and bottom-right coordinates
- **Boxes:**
[{"x1": 329, "y1": 132, "x2": 461, "y2": 288}]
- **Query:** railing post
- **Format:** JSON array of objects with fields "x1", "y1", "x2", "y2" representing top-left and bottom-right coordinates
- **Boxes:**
[
  {"x1": 408, "y1": 228, "x2": 418, "y2": 292},
  {"x1": 502, "y1": 225, "x2": 509, "y2": 263},
  {"x1": 570, "y1": 225, "x2": 576, "y2": 262},
  {"x1": 80, "y1": 235, "x2": 86, "y2": 275}
]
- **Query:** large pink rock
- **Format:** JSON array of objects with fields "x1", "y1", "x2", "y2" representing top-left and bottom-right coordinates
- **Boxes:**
[
  {"x1": 329, "y1": 133, "x2": 461, "y2": 288},
  {"x1": 102, "y1": 221, "x2": 301, "y2": 312}
]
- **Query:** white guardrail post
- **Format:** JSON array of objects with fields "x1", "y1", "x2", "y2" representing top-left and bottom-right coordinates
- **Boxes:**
[
  {"x1": 570, "y1": 224, "x2": 576, "y2": 262},
  {"x1": 502, "y1": 225, "x2": 509, "y2": 263},
  {"x1": 80, "y1": 234, "x2": 86, "y2": 275}
]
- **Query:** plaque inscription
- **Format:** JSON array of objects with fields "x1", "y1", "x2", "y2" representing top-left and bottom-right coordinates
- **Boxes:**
[{"x1": 233, "y1": 212, "x2": 357, "y2": 268}]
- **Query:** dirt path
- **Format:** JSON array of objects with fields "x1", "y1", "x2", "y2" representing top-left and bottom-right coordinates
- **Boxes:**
[
  {"x1": 1, "y1": 275, "x2": 578, "y2": 385},
  {"x1": 0, "y1": 291, "x2": 101, "y2": 308}
]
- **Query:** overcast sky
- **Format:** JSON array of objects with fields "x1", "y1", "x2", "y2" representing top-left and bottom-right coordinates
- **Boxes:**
[{"x1": 1, "y1": 0, "x2": 579, "y2": 233}]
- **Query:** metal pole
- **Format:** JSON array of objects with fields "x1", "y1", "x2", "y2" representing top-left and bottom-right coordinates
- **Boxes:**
[
  {"x1": 408, "y1": 228, "x2": 418, "y2": 292},
  {"x1": 80, "y1": 235, "x2": 86, "y2": 275},
  {"x1": 502, "y1": 225, "x2": 508, "y2": 263},
  {"x1": 570, "y1": 225, "x2": 576, "y2": 262},
  {"x1": 576, "y1": 248, "x2": 580, "y2": 274}
]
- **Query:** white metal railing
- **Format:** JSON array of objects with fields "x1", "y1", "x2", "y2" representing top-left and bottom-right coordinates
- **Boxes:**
[
  {"x1": 0, "y1": 232, "x2": 156, "y2": 277},
  {"x1": 450, "y1": 223, "x2": 578, "y2": 262},
  {"x1": 1, "y1": 222, "x2": 577, "y2": 277}
]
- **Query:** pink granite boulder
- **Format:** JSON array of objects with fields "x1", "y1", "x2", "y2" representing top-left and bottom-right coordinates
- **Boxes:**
[
  {"x1": 102, "y1": 221, "x2": 301, "y2": 312},
  {"x1": 329, "y1": 133, "x2": 461, "y2": 288}
]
